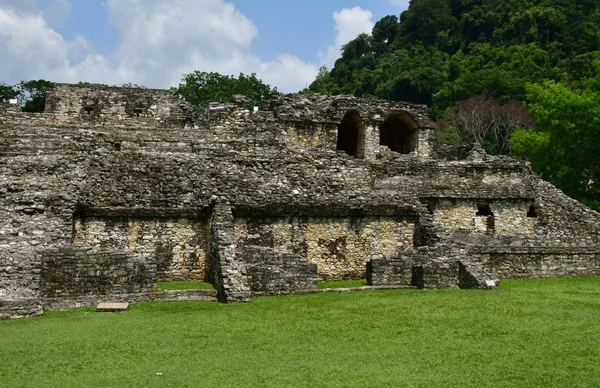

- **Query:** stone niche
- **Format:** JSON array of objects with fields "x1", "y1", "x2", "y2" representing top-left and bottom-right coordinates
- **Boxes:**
[
  {"x1": 234, "y1": 216, "x2": 415, "y2": 280},
  {"x1": 73, "y1": 216, "x2": 209, "y2": 282},
  {"x1": 429, "y1": 199, "x2": 536, "y2": 234}
]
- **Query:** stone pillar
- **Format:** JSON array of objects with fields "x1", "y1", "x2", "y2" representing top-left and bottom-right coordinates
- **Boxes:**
[
  {"x1": 208, "y1": 202, "x2": 250, "y2": 303},
  {"x1": 417, "y1": 129, "x2": 434, "y2": 161},
  {"x1": 363, "y1": 124, "x2": 380, "y2": 161}
]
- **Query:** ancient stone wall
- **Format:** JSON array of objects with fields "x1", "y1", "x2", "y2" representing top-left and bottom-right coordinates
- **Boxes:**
[
  {"x1": 236, "y1": 245, "x2": 318, "y2": 296},
  {"x1": 473, "y1": 247, "x2": 600, "y2": 279},
  {"x1": 73, "y1": 216, "x2": 209, "y2": 281},
  {"x1": 45, "y1": 84, "x2": 192, "y2": 127},
  {"x1": 234, "y1": 216, "x2": 414, "y2": 280},
  {"x1": 368, "y1": 245, "x2": 600, "y2": 290},
  {"x1": 431, "y1": 199, "x2": 536, "y2": 234},
  {"x1": 0, "y1": 249, "x2": 42, "y2": 318},
  {"x1": 1, "y1": 85, "x2": 600, "y2": 317},
  {"x1": 40, "y1": 247, "x2": 155, "y2": 299}
]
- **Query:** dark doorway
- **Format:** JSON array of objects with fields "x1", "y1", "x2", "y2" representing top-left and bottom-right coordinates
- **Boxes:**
[
  {"x1": 527, "y1": 204, "x2": 538, "y2": 218},
  {"x1": 380, "y1": 111, "x2": 419, "y2": 154},
  {"x1": 336, "y1": 110, "x2": 365, "y2": 158}
]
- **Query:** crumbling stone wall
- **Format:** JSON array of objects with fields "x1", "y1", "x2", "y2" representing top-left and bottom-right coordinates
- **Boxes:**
[
  {"x1": 367, "y1": 245, "x2": 600, "y2": 289},
  {"x1": 1, "y1": 84, "x2": 600, "y2": 318},
  {"x1": 474, "y1": 247, "x2": 600, "y2": 279},
  {"x1": 431, "y1": 199, "x2": 536, "y2": 234},
  {"x1": 236, "y1": 245, "x2": 318, "y2": 296},
  {"x1": 45, "y1": 84, "x2": 192, "y2": 128},
  {"x1": 73, "y1": 216, "x2": 209, "y2": 281},
  {"x1": 235, "y1": 216, "x2": 414, "y2": 280},
  {"x1": 0, "y1": 249, "x2": 42, "y2": 318},
  {"x1": 40, "y1": 247, "x2": 155, "y2": 299}
]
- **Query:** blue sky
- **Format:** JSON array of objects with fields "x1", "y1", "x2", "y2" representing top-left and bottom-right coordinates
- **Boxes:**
[{"x1": 0, "y1": 0, "x2": 409, "y2": 92}]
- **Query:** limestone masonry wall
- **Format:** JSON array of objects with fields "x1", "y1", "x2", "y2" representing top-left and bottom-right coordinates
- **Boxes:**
[
  {"x1": 73, "y1": 216, "x2": 209, "y2": 282},
  {"x1": 1, "y1": 84, "x2": 599, "y2": 318},
  {"x1": 234, "y1": 216, "x2": 414, "y2": 280},
  {"x1": 40, "y1": 247, "x2": 156, "y2": 299},
  {"x1": 45, "y1": 84, "x2": 192, "y2": 128}
]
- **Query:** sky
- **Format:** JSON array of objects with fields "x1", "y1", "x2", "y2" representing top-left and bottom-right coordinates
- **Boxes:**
[{"x1": 0, "y1": 0, "x2": 410, "y2": 92}]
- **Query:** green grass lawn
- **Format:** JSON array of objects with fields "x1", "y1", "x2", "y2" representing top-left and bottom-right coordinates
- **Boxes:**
[
  {"x1": 1, "y1": 277, "x2": 599, "y2": 387},
  {"x1": 156, "y1": 281, "x2": 215, "y2": 292}
]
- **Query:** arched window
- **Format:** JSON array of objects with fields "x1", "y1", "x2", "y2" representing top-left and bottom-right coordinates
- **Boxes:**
[
  {"x1": 379, "y1": 111, "x2": 419, "y2": 154},
  {"x1": 336, "y1": 110, "x2": 365, "y2": 158}
]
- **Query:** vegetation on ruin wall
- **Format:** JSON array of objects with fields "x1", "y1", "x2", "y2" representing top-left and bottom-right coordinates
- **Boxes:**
[
  {"x1": 0, "y1": 80, "x2": 55, "y2": 112},
  {"x1": 0, "y1": 277, "x2": 599, "y2": 387},
  {"x1": 171, "y1": 71, "x2": 279, "y2": 119},
  {"x1": 304, "y1": 0, "x2": 600, "y2": 210}
]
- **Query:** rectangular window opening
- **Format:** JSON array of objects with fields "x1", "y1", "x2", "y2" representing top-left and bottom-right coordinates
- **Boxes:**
[{"x1": 476, "y1": 205, "x2": 493, "y2": 217}]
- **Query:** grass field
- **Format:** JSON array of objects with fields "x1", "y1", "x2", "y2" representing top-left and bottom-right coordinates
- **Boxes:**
[
  {"x1": 317, "y1": 279, "x2": 368, "y2": 289},
  {"x1": 1, "y1": 277, "x2": 599, "y2": 387}
]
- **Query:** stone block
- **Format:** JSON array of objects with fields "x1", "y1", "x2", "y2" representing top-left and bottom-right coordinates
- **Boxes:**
[{"x1": 96, "y1": 302, "x2": 129, "y2": 312}]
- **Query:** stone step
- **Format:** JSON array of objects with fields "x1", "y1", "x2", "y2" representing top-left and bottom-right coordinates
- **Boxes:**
[{"x1": 96, "y1": 302, "x2": 129, "y2": 312}]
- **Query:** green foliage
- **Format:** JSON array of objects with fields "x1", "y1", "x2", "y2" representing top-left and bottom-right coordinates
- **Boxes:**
[
  {"x1": 18, "y1": 79, "x2": 55, "y2": 112},
  {"x1": 317, "y1": 279, "x2": 368, "y2": 289},
  {"x1": 0, "y1": 83, "x2": 19, "y2": 102},
  {"x1": 512, "y1": 78, "x2": 600, "y2": 209},
  {"x1": 172, "y1": 71, "x2": 278, "y2": 111},
  {"x1": 375, "y1": 44, "x2": 449, "y2": 105},
  {"x1": 306, "y1": 0, "x2": 600, "y2": 112},
  {"x1": 1, "y1": 278, "x2": 599, "y2": 386},
  {"x1": 302, "y1": 65, "x2": 331, "y2": 94}
]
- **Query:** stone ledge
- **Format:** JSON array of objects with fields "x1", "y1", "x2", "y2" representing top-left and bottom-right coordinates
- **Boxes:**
[
  {"x1": 253, "y1": 285, "x2": 417, "y2": 297},
  {"x1": 152, "y1": 289, "x2": 217, "y2": 302}
]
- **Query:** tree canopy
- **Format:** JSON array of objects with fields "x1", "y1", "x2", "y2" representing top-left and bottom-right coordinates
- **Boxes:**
[
  {"x1": 172, "y1": 71, "x2": 279, "y2": 113},
  {"x1": 0, "y1": 83, "x2": 19, "y2": 102},
  {"x1": 305, "y1": 0, "x2": 600, "y2": 114},
  {"x1": 511, "y1": 75, "x2": 600, "y2": 210},
  {"x1": 19, "y1": 80, "x2": 56, "y2": 112}
]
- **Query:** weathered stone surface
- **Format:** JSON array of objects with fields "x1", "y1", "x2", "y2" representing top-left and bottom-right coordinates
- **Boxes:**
[
  {"x1": 96, "y1": 302, "x2": 129, "y2": 312},
  {"x1": 1, "y1": 84, "x2": 599, "y2": 318},
  {"x1": 237, "y1": 245, "x2": 318, "y2": 296}
]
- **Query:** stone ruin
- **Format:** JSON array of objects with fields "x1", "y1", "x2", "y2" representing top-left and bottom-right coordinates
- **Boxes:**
[{"x1": 1, "y1": 83, "x2": 599, "y2": 319}]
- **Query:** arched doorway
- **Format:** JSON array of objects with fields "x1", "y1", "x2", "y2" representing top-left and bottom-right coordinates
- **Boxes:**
[
  {"x1": 336, "y1": 110, "x2": 365, "y2": 158},
  {"x1": 380, "y1": 111, "x2": 419, "y2": 154}
]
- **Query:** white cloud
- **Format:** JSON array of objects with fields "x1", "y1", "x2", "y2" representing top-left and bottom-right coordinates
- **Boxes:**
[
  {"x1": 0, "y1": 7, "x2": 68, "y2": 81},
  {"x1": 322, "y1": 7, "x2": 374, "y2": 68},
  {"x1": 0, "y1": 6, "x2": 124, "y2": 85},
  {"x1": 104, "y1": 0, "x2": 259, "y2": 88},
  {"x1": 259, "y1": 55, "x2": 319, "y2": 92},
  {"x1": 0, "y1": 1, "x2": 374, "y2": 93}
]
